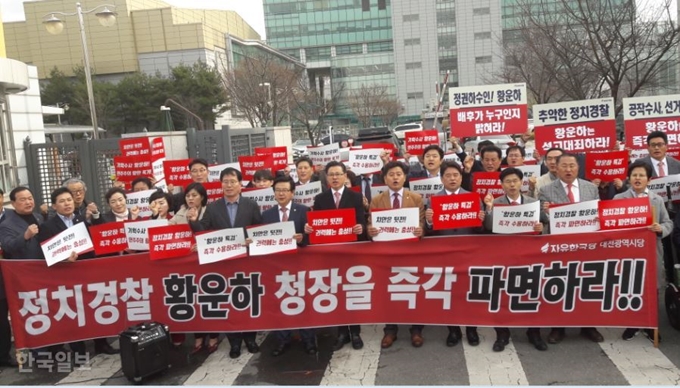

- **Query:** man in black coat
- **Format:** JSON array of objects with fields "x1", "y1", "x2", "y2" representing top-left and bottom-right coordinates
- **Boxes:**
[
  {"x1": 262, "y1": 176, "x2": 317, "y2": 357},
  {"x1": 305, "y1": 161, "x2": 366, "y2": 351},
  {"x1": 188, "y1": 167, "x2": 262, "y2": 359}
]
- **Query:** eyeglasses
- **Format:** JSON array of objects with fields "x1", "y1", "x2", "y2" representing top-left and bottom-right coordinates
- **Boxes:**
[
  {"x1": 221, "y1": 180, "x2": 240, "y2": 186},
  {"x1": 649, "y1": 142, "x2": 667, "y2": 148},
  {"x1": 71, "y1": 189, "x2": 85, "y2": 195},
  {"x1": 274, "y1": 189, "x2": 291, "y2": 193}
]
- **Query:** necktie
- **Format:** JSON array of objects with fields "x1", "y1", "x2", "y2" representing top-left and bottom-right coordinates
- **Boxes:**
[
  {"x1": 658, "y1": 161, "x2": 666, "y2": 177},
  {"x1": 363, "y1": 177, "x2": 372, "y2": 203},
  {"x1": 511, "y1": 201, "x2": 519, "y2": 206},
  {"x1": 334, "y1": 191, "x2": 341, "y2": 208},
  {"x1": 392, "y1": 193, "x2": 400, "y2": 209},
  {"x1": 281, "y1": 206, "x2": 288, "y2": 222},
  {"x1": 567, "y1": 184, "x2": 575, "y2": 203}
]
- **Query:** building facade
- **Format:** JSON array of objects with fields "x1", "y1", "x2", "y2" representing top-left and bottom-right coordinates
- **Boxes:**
[{"x1": 3, "y1": 0, "x2": 260, "y2": 80}]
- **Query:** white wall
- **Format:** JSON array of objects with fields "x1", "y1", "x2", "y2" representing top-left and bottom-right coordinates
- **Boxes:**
[{"x1": 7, "y1": 65, "x2": 46, "y2": 186}]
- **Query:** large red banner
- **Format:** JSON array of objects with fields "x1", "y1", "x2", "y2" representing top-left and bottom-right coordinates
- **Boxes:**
[{"x1": 1, "y1": 229, "x2": 657, "y2": 350}]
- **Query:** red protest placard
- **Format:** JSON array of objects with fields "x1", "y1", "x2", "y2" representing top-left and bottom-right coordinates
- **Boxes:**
[
  {"x1": 471, "y1": 172, "x2": 503, "y2": 198},
  {"x1": 114, "y1": 155, "x2": 152, "y2": 182},
  {"x1": 148, "y1": 224, "x2": 194, "y2": 260},
  {"x1": 585, "y1": 150, "x2": 628, "y2": 181},
  {"x1": 430, "y1": 192, "x2": 481, "y2": 230},
  {"x1": 238, "y1": 155, "x2": 274, "y2": 181},
  {"x1": 449, "y1": 83, "x2": 528, "y2": 137},
  {"x1": 623, "y1": 95, "x2": 680, "y2": 150},
  {"x1": 360, "y1": 143, "x2": 398, "y2": 159},
  {"x1": 119, "y1": 137, "x2": 152, "y2": 158},
  {"x1": 598, "y1": 197, "x2": 653, "y2": 231},
  {"x1": 163, "y1": 159, "x2": 192, "y2": 187},
  {"x1": 254, "y1": 146, "x2": 288, "y2": 170},
  {"x1": 203, "y1": 181, "x2": 223, "y2": 204},
  {"x1": 405, "y1": 130, "x2": 440, "y2": 154},
  {"x1": 306, "y1": 208, "x2": 357, "y2": 244},
  {"x1": 534, "y1": 99, "x2": 617, "y2": 153},
  {"x1": 151, "y1": 137, "x2": 166, "y2": 160},
  {"x1": 88, "y1": 222, "x2": 127, "y2": 256}
]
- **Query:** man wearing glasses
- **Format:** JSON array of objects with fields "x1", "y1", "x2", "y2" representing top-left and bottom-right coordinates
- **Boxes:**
[
  {"x1": 171, "y1": 158, "x2": 211, "y2": 212},
  {"x1": 637, "y1": 131, "x2": 680, "y2": 283},
  {"x1": 188, "y1": 167, "x2": 262, "y2": 359},
  {"x1": 305, "y1": 161, "x2": 366, "y2": 351}
]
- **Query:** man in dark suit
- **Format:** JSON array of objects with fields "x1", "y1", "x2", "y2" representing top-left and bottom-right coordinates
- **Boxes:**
[
  {"x1": 37, "y1": 187, "x2": 117, "y2": 356},
  {"x1": 262, "y1": 176, "x2": 317, "y2": 356},
  {"x1": 636, "y1": 131, "x2": 680, "y2": 282},
  {"x1": 538, "y1": 153, "x2": 603, "y2": 344},
  {"x1": 305, "y1": 161, "x2": 366, "y2": 351},
  {"x1": 483, "y1": 168, "x2": 549, "y2": 353},
  {"x1": 425, "y1": 161, "x2": 483, "y2": 347},
  {"x1": 0, "y1": 189, "x2": 17, "y2": 367},
  {"x1": 295, "y1": 156, "x2": 328, "y2": 189},
  {"x1": 462, "y1": 145, "x2": 503, "y2": 191},
  {"x1": 188, "y1": 167, "x2": 262, "y2": 359}
]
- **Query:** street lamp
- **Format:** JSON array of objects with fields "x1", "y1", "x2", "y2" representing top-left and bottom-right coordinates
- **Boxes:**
[
  {"x1": 43, "y1": 3, "x2": 118, "y2": 140},
  {"x1": 259, "y1": 82, "x2": 271, "y2": 126}
]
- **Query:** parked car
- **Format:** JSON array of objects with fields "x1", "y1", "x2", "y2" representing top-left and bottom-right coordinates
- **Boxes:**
[
  {"x1": 292, "y1": 139, "x2": 312, "y2": 159},
  {"x1": 392, "y1": 122, "x2": 423, "y2": 144},
  {"x1": 463, "y1": 135, "x2": 517, "y2": 154},
  {"x1": 319, "y1": 133, "x2": 354, "y2": 148},
  {"x1": 354, "y1": 127, "x2": 403, "y2": 157}
]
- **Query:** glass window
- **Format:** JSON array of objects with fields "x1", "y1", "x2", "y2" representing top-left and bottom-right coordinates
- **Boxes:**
[
  {"x1": 405, "y1": 62, "x2": 422, "y2": 70},
  {"x1": 404, "y1": 38, "x2": 421, "y2": 46},
  {"x1": 378, "y1": 0, "x2": 387, "y2": 10},
  {"x1": 362, "y1": 0, "x2": 370, "y2": 12},
  {"x1": 474, "y1": 32, "x2": 491, "y2": 40},
  {"x1": 475, "y1": 56, "x2": 492, "y2": 64},
  {"x1": 407, "y1": 92, "x2": 424, "y2": 99},
  {"x1": 473, "y1": 7, "x2": 491, "y2": 16}
]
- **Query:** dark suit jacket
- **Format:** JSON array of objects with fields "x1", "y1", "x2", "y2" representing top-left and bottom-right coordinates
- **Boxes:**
[
  {"x1": 638, "y1": 155, "x2": 680, "y2": 177},
  {"x1": 0, "y1": 210, "x2": 44, "y2": 299},
  {"x1": 37, "y1": 213, "x2": 95, "y2": 260},
  {"x1": 190, "y1": 196, "x2": 262, "y2": 232},
  {"x1": 425, "y1": 188, "x2": 483, "y2": 236},
  {"x1": 262, "y1": 202, "x2": 309, "y2": 246},
  {"x1": 312, "y1": 188, "x2": 367, "y2": 240}
]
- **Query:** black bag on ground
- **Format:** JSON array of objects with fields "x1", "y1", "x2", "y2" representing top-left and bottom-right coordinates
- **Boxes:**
[{"x1": 119, "y1": 322, "x2": 171, "y2": 384}]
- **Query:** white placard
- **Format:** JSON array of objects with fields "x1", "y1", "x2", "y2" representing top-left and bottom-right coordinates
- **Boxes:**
[
  {"x1": 371, "y1": 207, "x2": 420, "y2": 242},
  {"x1": 512, "y1": 165, "x2": 541, "y2": 194},
  {"x1": 288, "y1": 164, "x2": 298, "y2": 183},
  {"x1": 443, "y1": 152, "x2": 462, "y2": 166},
  {"x1": 152, "y1": 158, "x2": 165, "y2": 183},
  {"x1": 40, "y1": 222, "x2": 93, "y2": 267},
  {"x1": 126, "y1": 189, "x2": 157, "y2": 218},
  {"x1": 196, "y1": 228, "x2": 247, "y2": 264},
  {"x1": 247, "y1": 221, "x2": 297, "y2": 256},
  {"x1": 370, "y1": 184, "x2": 388, "y2": 200},
  {"x1": 647, "y1": 174, "x2": 680, "y2": 202},
  {"x1": 348, "y1": 148, "x2": 383, "y2": 175},
  {"x1": 124, "y1": 219, "x2": 168, "y2": 250},
  {"x1": 308, "y1": 143, "x2": 340, "y2": 166},
  {"x1": 241, "y1": 187, "x2": 277, "y2": 213},
  {"x1": 449, "y1": 83, "x2": 527, "y2": 108},
  {"x1": 409, "y1": 177, "x2": 444, "y2": 202},
  {"x1": 492, "y1": 201, "x2": 540, "y2": 234},
  {"x1": 154, "y1": 178, "x2": 167, "y2": 192},
  {"x1": 623, "y1": 94, "x2": 680, "y2": 120},
  {"x1": 209, "y1": 162, "x2": 240, "y2": 182},
  {"x1": 548, "y1": 200, "x2": 599, "y2": 235},
  {"x1": 630, "y1": 149, "x2": 649, "y2": 162},
  {"x1": 293, "y1": 180, "x2": 322, "y2": 208}
]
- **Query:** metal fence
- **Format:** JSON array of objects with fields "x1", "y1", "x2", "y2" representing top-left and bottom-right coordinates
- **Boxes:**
[{"x1": 26, "y1": 127, "x2": 273, "y2": 209}]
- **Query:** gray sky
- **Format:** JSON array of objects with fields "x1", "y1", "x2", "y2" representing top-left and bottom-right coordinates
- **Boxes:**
[{"x1": 0, "y1": 0, "x2": 266, "y2": 38}]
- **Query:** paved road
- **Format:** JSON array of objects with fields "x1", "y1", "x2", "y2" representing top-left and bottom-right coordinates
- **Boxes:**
[{"x1": 1, "y1": 298, "x2": 680, "y2": 386}]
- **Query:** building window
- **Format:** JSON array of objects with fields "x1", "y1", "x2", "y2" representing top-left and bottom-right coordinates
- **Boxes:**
[
  {"x1": 405, "y1": 62, "x2": 422, "y2": 70},
  {"x1": 475, "y1": 56, "x2": 492, "y2": 64},
  {"x1": 404, "y1": 38, "x2": 421, "y2": 46},
  {"x1": 473, "y1": 7, "x2": 491, "y2": 16},
  {"x1": 378, "y1": 0, "x2": 387, "y2": 10},
  {"x1": 407, "y1": 92, "x2": 424, "y2": 100},
  {"x1": 474, "y1": 32, "x2": 492, "y2": 40},
  {"x1": 403, "y1": 14, "x2": 419, "y2": 22},
  {"x1": 367, "y1": 41, "x2": 394, "y2": 53},
  {"x1": 362, "y1": 0, "x2": 370, "y2": 12}
]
